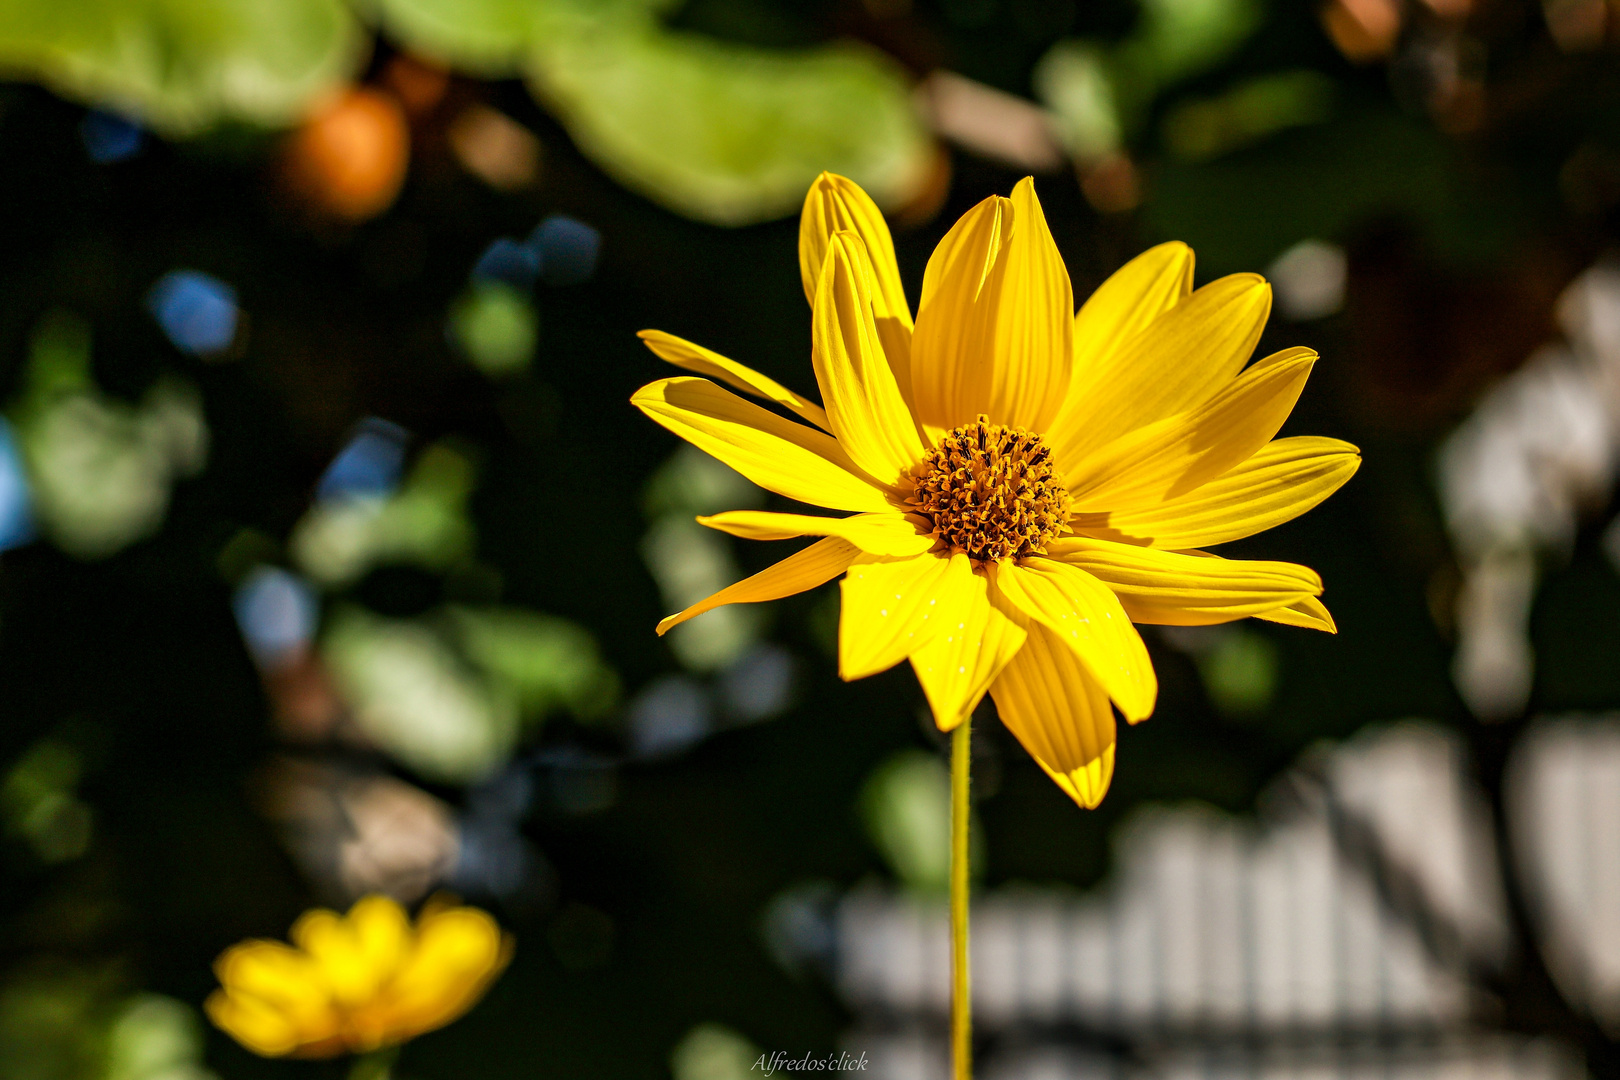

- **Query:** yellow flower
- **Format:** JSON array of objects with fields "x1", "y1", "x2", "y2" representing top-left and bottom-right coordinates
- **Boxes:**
[
  {"x1": 205, "y1": 894, "x2": 512, "y2": 1058},
  {"x1": 633, "y1": 173, "x2": 1359, "y2": 809}
]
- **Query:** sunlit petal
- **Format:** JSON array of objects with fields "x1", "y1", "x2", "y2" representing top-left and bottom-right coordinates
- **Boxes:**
[
  {"x1": 697, "y1": 510, "x2": 934, "y2": 557},
  {"x1": 1255, "y1": 593, "x2": 1338, "y2": 633},
  {"x1": 987, "y1": 177, "x2": 1073, "y2": 431},
  {"x1": 1051, "y1": 273, "x2": 1270, "y2": 471},
  {"x1": 839, "y1": 552, "x2": 973, "y2": 680},
  {"x1": 657, "y1": 536, "x2": 861, "y2": 635},
  {"x1": 1071, "y1": 240, "x2": 1193, "y2": 377},
  {"x1": 798, "y1": 174, "x2": 916, "y2": 411},
  {"x1": 632, "y1": 376, "x2": 894, "y2": 513},
  {"x1": 799, "y1": 172, "x2": 912, "y2": 328},
  {"x1": 638, "y1": 329, "x2": 831, "y2": 431},
  {"x1": 911, "y1": 195, "x2": 1012, "y2": 433}
]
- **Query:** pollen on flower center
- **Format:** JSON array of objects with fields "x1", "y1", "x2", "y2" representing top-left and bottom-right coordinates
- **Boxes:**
[{"x1": 907, "y1": 415, "x2": 1068, "y2": 564}]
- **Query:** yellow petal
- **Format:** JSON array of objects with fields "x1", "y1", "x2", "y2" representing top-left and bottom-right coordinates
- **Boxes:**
[
  {"x1": 1046, "y1": 538, "x2": 1321, "y2": 625},
  {"x1": 1067, "y1": 347, "x2": 1317, "y2": 513},
  {"x1": 989, "y1": 622, "x2": 1117, "y2": 809},
  {"x1": 657, "y1": 536, "x2": 860, "y2": 635},
  {"x1": 798, "y1": 176, "x2": 918, "y2": 412},
  {"x1": 1255, "y1": 593, "x2": 1337, "y2": 633},
  {"x1": 697, "y1": 510, "x2": 935, "y2": 557},
  {"x1": 911, "y1": 195, "x2": 1013, "y2": 432},
  {"x1": 292, "y1": 903, "x2": 391, "y2": 1008},
  {"x1": 380, "y1": 906, "x2": 511, "y2": 1043},
  {"x1": 205, "y1": 988, "x2": 305, "y2": 1058},
  {"x1": 989, "y1": 558, "x2": 1156, "y2": 722},
  {"x1": 909, "y1": 568, "x2": 1027, "y2": 730},
  {"x1": 213, "y1": 940, "x2": 338, "y2": 1036},
  {"x1": 839, "y1": 552, "x2": 974, "y2": 680},
  {"x1": 1071, "y1": 240, "x2": 1193, "y2": 375},
  {"x1": 799, "y1": 172, "x2": 912, "y2": 329},
  {"x1": 638, "y1": 329, "x2": 831, "y2": 431},
  {"x1": 985, "y1": 178, "x2": 1074, "y2": 431},
  {"x1": 1050, "y1": 273, "x2": 1271, "y2": 472},
  {"x1": 632, "y1": 377, "x2": 894, "y2": 513},
  {"x1": 811, "y1": 233, "x2": 928, "y2": 483},
  {"x1": 1069, "y1": 436, "x2": 1360, "y2": 549}
]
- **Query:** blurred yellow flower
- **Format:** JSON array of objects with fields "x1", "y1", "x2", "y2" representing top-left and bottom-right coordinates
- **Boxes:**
[
  {"x1": 634, "y1": 173, "x2": 1359, "y2": 809},
  {"x1": 205, "y1": 894, "x2": 512, "y2": 1058}
]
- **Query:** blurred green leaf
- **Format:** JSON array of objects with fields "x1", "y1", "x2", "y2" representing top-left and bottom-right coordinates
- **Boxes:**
[
  {"x1": 0, "y1": 0, "x2": 364, "y2": 134},
  {"x1": 1125, "y1": 0, "x2": 1261, "y2": 89},
  {"x1": 527, "y1": 24, "x2": 933, "y2": 226},
  {"x1": 371, "y1": 0, "x2": 675, "y2": 75},
  {"x1": 291, "y1": 441, "x2": 476, "y2": 587},
  {"x1": 1198, "y1": 629, "x2": 1279, "y2": 717},
  {"x1": 323, "y1": 606, "x2": 520, "y2": 783},
  {"x1": 858, "y1": 749, "x2": 985, "y2": 894},
  {"x1": 670, "y1": 1024, "x2": 760, "y2": 1080},
  {"x1": 1161, "y1": 69, "x2": 1335, "y2": 163},
  {"x1": 450, "y1": 282, "x2": 538, "y2": 377},
  {"x1": 1036, "y1": 0, "x2": 1262, "y2": 157},
  {"x1": 449, "y1": 605, "x2": 620, "y2": 722}
]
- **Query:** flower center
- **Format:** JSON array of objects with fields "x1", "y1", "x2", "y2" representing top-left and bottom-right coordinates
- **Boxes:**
[{"x1": 908, "y1": 415, "x2": 1068, "y2": 563}]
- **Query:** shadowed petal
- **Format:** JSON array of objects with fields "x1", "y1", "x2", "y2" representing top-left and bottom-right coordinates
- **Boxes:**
[
  {"x1": 1066, "y1": 347, "x2": 1316, "y2": 513},
  {"x1": 1050, "y1": 273, "x2": 1270, "y2": 472},
  {"x1": 990, "y1": 621, "x2": 1117, "y2": 809},
  {"x1": 1047, "y1": 538, "x2": 1321, "y2": 625},
  {"x1": 811, "y1": 233, "x2": 928, "y2": 483},
  {"x1": 990, "y1": 558, "x2": 1156, "y2": 722},
  {"x1": 1069, "y1": 436, "x2": 1360, "y2": 549},
  {"x1": 909, "y1": 567, "x2": 1027, "y2": 730}
]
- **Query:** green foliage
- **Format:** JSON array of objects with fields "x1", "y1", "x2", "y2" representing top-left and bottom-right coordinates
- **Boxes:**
[
  {"x1": 290, "y1": 441, "x2": 477, "y2": 587},
  {"x1": 451, "y1": 282, "x2": 539, "y2": 377},
  {"x1": 1036, "y1": 0, "x2": 1263, "y2": 161},
  {"x1": 0, "y1": 0, "x2": 363, "y2": 134},
  {"x1": 323, "y1": 605, "x2": 523, "y2": 783},
  {"x1": 449, "y1": 605, "x2": 620, "y2": 722},
  {"x1": 378, "y1": 0, "x2": 931, "y2": 224},
  {"x1": 526, "y1": 24, "x2": 932, "y2": 226},
  {"x1": 1160, "y1": 70, "x2": 1336, "y2": 163},
  {"x1": 9, "y1": 312, "x2": 207, "y2": 561}
]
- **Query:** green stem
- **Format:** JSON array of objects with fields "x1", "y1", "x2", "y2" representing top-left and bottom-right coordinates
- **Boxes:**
[
  {"x1": 348, "y1": 1046, "x2": 399, "y2": 1080},
  {"x1": 950, "y1": 717, "x2": 972, "y2": 1080}
]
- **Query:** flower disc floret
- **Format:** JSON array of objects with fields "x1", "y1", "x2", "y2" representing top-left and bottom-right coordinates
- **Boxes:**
[{"x1": 909, "y1": 415, "x2": 1068, "y2": 563}]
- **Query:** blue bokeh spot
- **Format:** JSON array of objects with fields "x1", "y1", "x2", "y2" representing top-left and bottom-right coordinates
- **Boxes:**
[
  {"x1": 316, "y1": 417, "x2": 409, "y2": 502},
  {"x1": 532, "y1": 215, "x2": 601, "y2": 287},
  {"x1": 81, "y1": 111, "x2": 144, "y2": 164},
  {"x1": 0, "y1": 418, "x2": 35, "y2": 553},
  {"x1": 232, "y1": 566, "x2": 318, "y2": 665},
  {"x1": 472, "y1": 237, "x2": 542, "y2": 289},
  {"x1": 147, "y1": 270, "x2": 238, "y2": 356}
]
